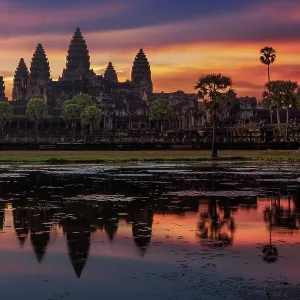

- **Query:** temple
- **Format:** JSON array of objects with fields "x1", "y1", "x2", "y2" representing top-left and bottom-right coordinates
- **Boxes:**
[{"x1": 0, "y1": 26, "x2": 275, "y2": 143}]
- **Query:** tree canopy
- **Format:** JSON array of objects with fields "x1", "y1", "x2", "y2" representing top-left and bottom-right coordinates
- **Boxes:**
[
  {"x1": 149, "y1": 98, "x2": 173, "y2": 122},
  {"x1": 260, "y1": 47, "x2": 276, "y2": 82},
  {"x1": 260, "y1": 47, "x2": 276, "y2": 67},
  {"x1": 67, "y1": 94, "x2": 93, "y2": 111},
  {"x1": 81, "y1": 106, "x2": 101, "y2": 125},
  {"x1": 26, "y1": 98, "x2": 47, "y2": 123},
  {"x1": 81, "y1": 105, "x2": 101, "y2": 135}
]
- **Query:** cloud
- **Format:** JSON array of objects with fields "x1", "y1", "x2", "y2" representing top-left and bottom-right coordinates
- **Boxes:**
[{"x1": 1, "y1": 0, "x2": 300, "y2": 99}]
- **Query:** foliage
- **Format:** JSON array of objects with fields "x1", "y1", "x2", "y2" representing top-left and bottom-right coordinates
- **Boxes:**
[
  {"x1": 69, "y1": 93, "x2": 93, "y2": 111},
  {"x1": 263, "y1": 80, "x2": 298, "y2": 109},
  {"x1": 195, "y1": 73, "x2": 234, "y2": 122},
  {"x1": 263, "y1": 80, "x2": 298, "y2": 136},
  {"x1": 81, "y1": 105, "x2": 101, "y2": 135},
  {"x1": 149, "y1": 98, "x2": 173, "y2": 121},
  {"x1": 260, "y1": 47, "x2": 276, "y2": 67},
  {"x1": 62, "y1": 103, "x2": 81, "y2": 123},
  {"x1": 81, "y1": 106, "x2": 101, "y2": 124},
  {"x1": 26, "y1": 98, "x2": 47, "y2": 124},
  {"x1": 260, "y1": 47, "x2": 276, "y2": 82},
  {"x1": 195, "y1": 73, "x2": 234, "y2": 157},
  {"x1": 62, "y1": 94, "x2": 95, "y2": 136},
  {"x1": 0, "y1": 101, "x2": 13, "y2": 136}
]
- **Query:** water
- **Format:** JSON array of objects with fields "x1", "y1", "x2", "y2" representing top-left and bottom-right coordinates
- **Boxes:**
[{"x1": 1, "y1": 162, "x2": 300, "y2": 299}]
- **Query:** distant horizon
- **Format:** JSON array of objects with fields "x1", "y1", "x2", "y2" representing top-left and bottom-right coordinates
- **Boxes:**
[{"x1": 1, "y1": 0, "x2": 300, "y2": 100}]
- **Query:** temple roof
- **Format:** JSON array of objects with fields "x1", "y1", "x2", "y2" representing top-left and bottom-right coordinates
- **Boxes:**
[
  {"x1": 104, "y1": 62, "x2": 118, "y2": 83},
  {"x1": 64, "y1": 27, "x2": 90, "y2": 79},
  {"x1": 29, "y1": 43, "x2": 50, "y2": 81},
  {"x1": 131, "y1": 48, "x2": 152, "y2": 88},
  {"x1": 14, "y1": 58, "x2": 29, "y2": 83}
]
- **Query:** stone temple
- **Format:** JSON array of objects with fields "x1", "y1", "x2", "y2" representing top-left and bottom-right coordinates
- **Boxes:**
[{"x1": 7, "y1": 27, "x2": 154, "y2": 131}]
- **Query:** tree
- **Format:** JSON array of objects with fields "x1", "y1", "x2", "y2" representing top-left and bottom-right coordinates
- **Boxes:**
[
  {"x1": 263, "y1": 80, "x2": 298, "y2": 138},
  {"x1": 260, "y1": 47, "x2": 276, "y2": 83},
  {"x1": 81, "y1": 105, "x2": 101, "y2": 136},
  {"x1": 0, "y1": 102, "x2": 12, "y2": 137},
  {"x1": 149, "y1": 99, "x2": 173, "y2": 132},
  {"x1": 26, "y1": 98, "x2": 47, "y2": 135},
  {"x1": 70, "y1": 94, "x2": 93, "y2": 111},
  {"x1": 62, "y1": 94, "x2": 94, "y2": 136},
  {"x1": 195, "y1": 73, "x2": 234, "y2": 158},
  {"x1": 261, "y1": 96, "x2": 275, "y2": 125},
  {"x1": 62, "y1": 103, "x2": 81, "y2": 137}
]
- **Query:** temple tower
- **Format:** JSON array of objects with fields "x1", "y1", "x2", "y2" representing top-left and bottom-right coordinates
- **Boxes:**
[
  {"x1": 27, "y1": 43, "x2": 51, "y2": 100},
  {"x1": 12, "y1": 58, "x2": 29, "y2": 101},
  {"x1": 61, "y1": 27, "x2": 90, "y2": 81},
  {"x1": 0, "y1": 76, "x2": 7, "y2": 101},
  {"x1": 104, "y1": 62, "x2": 118, "y2": 83},
  {"x1": 131, "y1": 48, "x2": 153, "y2": 100}
]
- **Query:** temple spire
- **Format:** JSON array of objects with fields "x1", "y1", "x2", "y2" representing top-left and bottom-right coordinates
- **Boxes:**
[
  {"x1": 104, "y1": 62, "x2": 118, "y2": 83},
  {"x1": 12, "y1": 58, "x2": 29, "y2": 100},
  {"x1": 131, "y1": 48, "x2": 153, "y2": 99},
  {"x1": 62, "y1": 27, "x2": 90, "y2": 81},
  {"x1": 29, "y1": 44, "x2": 50, "y2": 81},
  {"x1": 27, "y1": 43, "x2": 51, "y2": 100}
]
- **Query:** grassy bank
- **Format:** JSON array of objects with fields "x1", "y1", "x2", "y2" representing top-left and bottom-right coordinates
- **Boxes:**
[{"x1": 1, "y1": 150, "x2": 300, "y2": 163}]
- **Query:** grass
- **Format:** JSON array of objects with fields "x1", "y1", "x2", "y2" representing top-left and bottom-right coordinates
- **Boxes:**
[{"x1": 1, "y1": 150, "x2": 300, "y2": 163}]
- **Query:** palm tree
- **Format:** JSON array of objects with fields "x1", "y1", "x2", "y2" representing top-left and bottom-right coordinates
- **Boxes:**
[
  {"x1": 263, "y1": 80, "x2": 298, "y2": 139},
  {"x1": 195, "y1": 73, "x2": 234, "y2": 158},
  {"x1": 260, "y1": 47, "x2": 276, "y2": 83}
]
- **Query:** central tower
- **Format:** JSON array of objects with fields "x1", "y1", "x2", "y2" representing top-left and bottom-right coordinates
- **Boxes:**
[{"x1": 61, "y1": 27, "x2": 90, "y2": 81}]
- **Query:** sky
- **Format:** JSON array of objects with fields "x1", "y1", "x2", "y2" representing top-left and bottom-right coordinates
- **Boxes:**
[{"x1": 1, "y1": 0, "x2": 300, "y2": 99}]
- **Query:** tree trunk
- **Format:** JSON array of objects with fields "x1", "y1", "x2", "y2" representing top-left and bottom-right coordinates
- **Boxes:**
[
  {"x1": 286, "y1": 107, "x2": 289, "y2": 139},
  {"x1": 72, "y1": 122, "x2": 76, "y2": 137},
  {"x1": 268, "y1": 64, "x2": 270, "y2": 82},
  {"x1": 90, "y1": 121, "x2": 92, "y2": 136},
  {"x1": 269, "y1": 108, "x2": 273, "y2": 125},
  {"x1": 211, "y1": 118, "x2": 218, "y2": 158},
  {"x1": 35, "y1": 122, "x2": 38, "y2": 137},
  {"x1": 276, "y1": 108, "x2": 281, "y2": 138},
  {"x1": 160, "y1": 121, "x2": 163, "y2": 133}
]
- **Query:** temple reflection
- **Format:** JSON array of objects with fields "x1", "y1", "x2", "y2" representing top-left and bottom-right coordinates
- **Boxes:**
[
  {"x1": 29, "y1": 206, "x2": 52, "y2": 263},
  {"x1": 0, "y1": 165, "x2": 298, "y2": 280}
]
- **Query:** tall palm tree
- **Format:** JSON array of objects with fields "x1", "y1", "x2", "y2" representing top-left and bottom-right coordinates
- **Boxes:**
[
  {"x1": 195, "y1": 73, "x2": 234, "y2": 158},
  {"x1": 260, "y1": 47, "x2": 276, "y2": 83}
]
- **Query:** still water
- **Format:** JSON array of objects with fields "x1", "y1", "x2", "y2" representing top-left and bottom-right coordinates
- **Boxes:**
[{"x1": 1, "y1": 162, "x2": 300, "y2": 299}]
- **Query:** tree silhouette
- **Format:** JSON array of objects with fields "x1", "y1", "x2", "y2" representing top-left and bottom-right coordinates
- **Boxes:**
[
  {"x1": 195, "y1": 74, "x2": 234, "y2": 158},
  {"x1": 260, "y1": 46, "x2": 276, "y2": 83}
]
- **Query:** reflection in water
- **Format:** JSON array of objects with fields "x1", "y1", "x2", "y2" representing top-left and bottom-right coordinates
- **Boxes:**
[
  {"x1": 1, "y1": 164, "x2": 300, "y2": 285},
  {"x1": 62, "y1": 217, "x2": 91, "y2": 278},
  {"x1": 131, "y1": 202, "x2": 154, "y2": 257},
  {"x1": 29, "y1": 206, "x2": 52, "y2": 263},
  {"x1": 197, "y1": 199, "x2": 235, "y2": 248}
]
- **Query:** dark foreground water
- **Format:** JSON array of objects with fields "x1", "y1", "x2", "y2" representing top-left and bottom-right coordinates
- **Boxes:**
[{"x1": 1, "y1": 162, "x2": 300, "y2": 300}]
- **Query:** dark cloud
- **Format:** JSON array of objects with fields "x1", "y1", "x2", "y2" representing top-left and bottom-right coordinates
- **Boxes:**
[{"x1": 1, "y1": 0, "x2": 297, "y2": 42}]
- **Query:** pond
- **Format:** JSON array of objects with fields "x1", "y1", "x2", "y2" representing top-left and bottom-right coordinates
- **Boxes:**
[{"x1": 0, "y1": 161, "x2": 300, "y2": 300}]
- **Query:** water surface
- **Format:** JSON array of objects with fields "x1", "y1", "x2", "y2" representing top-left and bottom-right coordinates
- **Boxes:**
[{"x1": 0, "y1": 162, "x2": 300, "y2": 299}]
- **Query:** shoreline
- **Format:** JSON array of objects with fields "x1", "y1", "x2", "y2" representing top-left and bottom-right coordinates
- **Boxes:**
[{"x1": 1, "y1": 150, "x2": 300, "y2": 164}]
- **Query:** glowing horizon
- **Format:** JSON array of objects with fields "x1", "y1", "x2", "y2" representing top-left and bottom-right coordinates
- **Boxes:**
[{"x1": 1, "y1": 0, "x2": 300, "y2": 99}]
